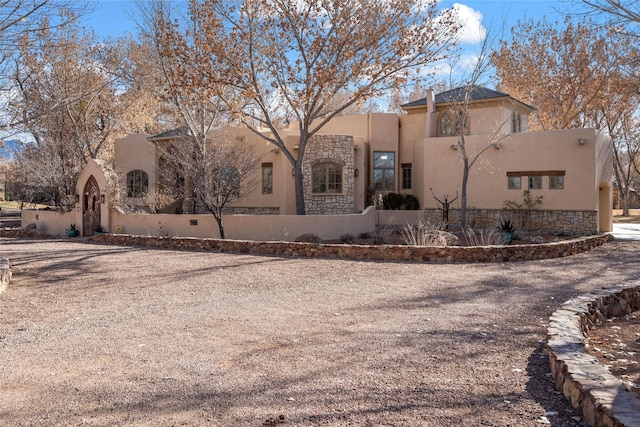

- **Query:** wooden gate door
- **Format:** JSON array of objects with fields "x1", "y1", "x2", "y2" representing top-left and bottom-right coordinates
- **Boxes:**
[{"x1": 82, "y1": 176, "x2": 101, "y2": 236}]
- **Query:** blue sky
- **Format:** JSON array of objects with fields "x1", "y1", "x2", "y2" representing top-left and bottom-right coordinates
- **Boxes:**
[{"x1": 84, "y1": 0, "x2": 569, "y2": 40}]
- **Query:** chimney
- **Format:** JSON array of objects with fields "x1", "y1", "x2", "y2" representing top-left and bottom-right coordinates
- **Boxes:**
[{"x1": 426, "y1": 88, "x2": 435, "y2": 112}]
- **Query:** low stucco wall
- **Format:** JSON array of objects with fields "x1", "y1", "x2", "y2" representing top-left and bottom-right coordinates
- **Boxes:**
[
  {"x1": 547, "y1": 285, "x2": 640, "y2": 427},
  {"x1": 111, "y1": 206, "x2": 377, "y2": 241},
  {"x1": 21, "y1": 210, "x2": 75, "y2": 237}
]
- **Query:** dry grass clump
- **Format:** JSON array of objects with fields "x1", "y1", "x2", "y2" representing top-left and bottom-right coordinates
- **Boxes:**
[
  {"x1": 401, "y1": 220, "x2": 457, "y2": 247},
  {"x1": 462, "y1": 228, "x2": 508, "y2": 246}
]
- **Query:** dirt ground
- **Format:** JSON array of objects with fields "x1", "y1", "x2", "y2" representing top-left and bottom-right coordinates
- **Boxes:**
[
  {"x1": 587, "y1": 311, "x2": 640, "y2": 398},
  {"x1": 1, "y1": 237, "x2": 639, "y2": 427}
]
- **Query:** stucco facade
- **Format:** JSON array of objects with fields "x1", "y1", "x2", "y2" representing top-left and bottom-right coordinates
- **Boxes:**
[{"x1": 80, "y1": 87, "x2": 614, "y2": 236}]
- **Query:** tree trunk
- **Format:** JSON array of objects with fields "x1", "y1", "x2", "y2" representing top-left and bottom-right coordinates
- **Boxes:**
[
  {"x1": 623, "y1": 185, "x2": 630, "y2": 217},
  {"x1": 460, "y1": 158, "x2": 470, "y2": 230},
  {"x1": 294, "y1": 161, "x2": 305, "y2": 215},
  {"x1": 214, "y1": 214, "x2": 225, "y2": 239}
]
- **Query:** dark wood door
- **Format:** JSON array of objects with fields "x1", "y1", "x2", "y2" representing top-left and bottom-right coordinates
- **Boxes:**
[{"x1": 82, "y1": 176, "x2": 100, "y2": 236}]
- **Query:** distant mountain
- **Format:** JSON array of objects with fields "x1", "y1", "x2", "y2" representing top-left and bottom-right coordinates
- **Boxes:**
[{"x1": 0, "y1": 140, "x2": 25, "y2": 160}]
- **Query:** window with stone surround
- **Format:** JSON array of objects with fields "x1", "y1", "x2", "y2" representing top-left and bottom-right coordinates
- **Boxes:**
[
  {"x1": 373, "y1": 151, "x2": 395, "y2": 191},
  {"x1": 262, "y1": 163, "x2": 273, "y2": 194},
  {"x1": 312, "y1": 162, "x2": 342, "y2": 194},
  {"x1": 126, "y1": 169, "x2": 148, "y2": 198}
]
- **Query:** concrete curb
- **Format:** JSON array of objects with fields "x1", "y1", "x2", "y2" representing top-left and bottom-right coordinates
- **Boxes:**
[{"x1": 547, "y1": 285, "x2": 640, "y2": 427}]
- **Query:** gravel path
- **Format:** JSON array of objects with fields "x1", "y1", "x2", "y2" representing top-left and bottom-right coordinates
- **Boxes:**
[{"x1": 1, "y1": 237, "x2": 639, "y2": 427}]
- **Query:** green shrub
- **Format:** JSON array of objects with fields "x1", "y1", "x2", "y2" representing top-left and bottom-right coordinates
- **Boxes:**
[
  {"x1": 358, "y1": 231, "x2": 371, "y2": 239},
  {"x1": 404, "y1": 194, "x2": 420, "y2": 210},
  {"x1": 382, "y1": 193, "x2": 420, "y2": 210},
  {"x1": 295, "y1": 233, "x2": 322, "y2": 243}
]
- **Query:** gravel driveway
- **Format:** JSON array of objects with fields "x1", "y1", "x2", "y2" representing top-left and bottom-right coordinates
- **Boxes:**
[{"x1": 1, "y1": 237, "x2": 639, "y2": 427}]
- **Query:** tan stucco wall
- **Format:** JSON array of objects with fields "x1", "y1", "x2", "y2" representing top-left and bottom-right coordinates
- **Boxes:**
[
  {"x1": 108, "y1": 206, "x2": 376, "y2": 241},
  {"x1": 416, "y1": 128, "x2": 610, "y2": 212},
  {"x1": 21, "y1": 209, "x2": 75, "y2": 236},
  {"x1": 113, "y1": 133, "x2": 156, "y2": 207}
]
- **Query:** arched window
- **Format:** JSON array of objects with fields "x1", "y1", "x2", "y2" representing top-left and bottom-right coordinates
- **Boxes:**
[
  {"x1": 439, "y1": 113, "x2": 451, "y2": 136},
  {"x1": 127, "y1": 170, "x2": 149, "y2": 198},
  {"x1": 312, "y1": 162, "x2": 342, "y2": 194}
]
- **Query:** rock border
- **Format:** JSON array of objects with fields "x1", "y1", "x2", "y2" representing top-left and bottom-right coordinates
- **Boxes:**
[
  {"x1": 0, "y1": 258, "x2": 11, "y2": 295},
  {"x1": 547, "y1": 285, "x2": 640, "y2": 427},
  {"x1": 0, "y1": 229, "x2": 613, "y2": 263}
]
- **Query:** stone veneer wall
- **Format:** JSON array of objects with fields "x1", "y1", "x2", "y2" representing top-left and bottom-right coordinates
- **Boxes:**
[
  {"x1": 81, "y1": 232, "x2": 612, "y2": 263},
  {"x1": 547, "y1": 285, "x2": 640, "y2": 427},
  {"x1": 423, "y1": 208, "x2": 599, "y2": 235},
  {"x1": 222, "y1": 207, "x2": 280, "y2": 215},
  {"x1": 304, "y1": 135, "x2": 354, "y2": 215}
]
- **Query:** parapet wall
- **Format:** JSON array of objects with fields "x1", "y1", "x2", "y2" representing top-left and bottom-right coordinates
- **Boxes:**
[{"x1": 547, "y1": 285, "x2": 640, "y2": 427}]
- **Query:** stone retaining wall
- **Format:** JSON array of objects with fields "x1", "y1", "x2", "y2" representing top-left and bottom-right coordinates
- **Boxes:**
[
  {"x1": 547, "y1": 285, "x2": 640, "y2": 427},
  {"x1": 82, "y1": 232, "x2": 613, "y2": 263},
  {"x1": 0, "y1": 258, "x2": 11, "y2": 295}
]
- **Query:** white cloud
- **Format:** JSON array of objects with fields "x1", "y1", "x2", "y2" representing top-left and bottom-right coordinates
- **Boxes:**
[{"x1": 451, "y1": 3, "x2": 486, "y2": 44}]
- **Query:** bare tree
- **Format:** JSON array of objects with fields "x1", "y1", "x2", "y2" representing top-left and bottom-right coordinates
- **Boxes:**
[
  {"x1": 492, "y1": 16, "x2": 640, "y2": 215},
  {"x1": 579, "y1": 0, "x2": 640, "y2": 35},
  {"x1": 0, "y1": 0, "x2": 89, "y2": 132},
  {"x1": 7, "y1": 10, "x2": 157, "y2": 210},
  {"x1": 158, "y1": 0, "x2": 460, "y2": 215},
  {"x1": 159, "y1": 133, "x2": 260, "y2": 239},
  {"x1": 443, "y1": 28, "x2": 518, "y2": 230}
]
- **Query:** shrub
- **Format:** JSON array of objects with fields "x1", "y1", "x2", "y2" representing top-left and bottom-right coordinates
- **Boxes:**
[
  {"x1": 498, "y1": 219, "x2": 516, "y2": 233},
  {"x1": 382, "y1": 193, "x2": 420, "y2": 210},
  {"x1": 358, "y1": 231, "x2": 371, "y2": 239},
  {"x1": 295, "y1": 233, "x2": 322, "y2": 243},
  {"x1": 403, "y1": 194, "x2": 420, "y2": 210},
  {"x1": 372, "y1": 235, "x2": 386, "y2": 245},
  {"x1": 340, "y1": 234, "x2": 354, "y2": 243}
]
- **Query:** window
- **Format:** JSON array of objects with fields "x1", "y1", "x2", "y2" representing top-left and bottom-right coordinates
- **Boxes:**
[
  {"x1": 127, "y1": 170, "x2": 148, "y2": 198},
  {"x1": 508, "y1": 176, "x2": 521, "y2": 190},
  {"x1": 549, "y1": 175, "x2": 564, "y2": 190},
  {"x1": 512, "y1": 111, "x2": 522, "y2": 133},
  {"x1": 262, "y1": 163, "x2": 273, "y2": 194},
  {"x1": 401, "y1": 163, "x2": 412, "y2": 190},
  {"x1": 373, "y1": 151, "x2": 395, "y2": 191},
  {"x1": 528, "y1": 176, "x2": 542, "y2": 190},
  {"x1": 439, "y1": 113, "x2": 451, "y2": 136},
  {"x1": 312, "y1": 162, "x2": 342, "y2": 193}
]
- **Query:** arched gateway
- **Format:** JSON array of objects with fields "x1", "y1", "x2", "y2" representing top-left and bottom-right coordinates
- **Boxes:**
[
  {"x1": 82, "y1": 175, "x2": 101, "y2": 236},
  {"x1": 75, "y1": 159, "x2": 112, "y2": 237}
]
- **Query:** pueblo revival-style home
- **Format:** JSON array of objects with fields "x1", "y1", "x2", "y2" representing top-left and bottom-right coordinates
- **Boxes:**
[{"x1": 23, "y1": 86, "x2": 614, "y2": 240}]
